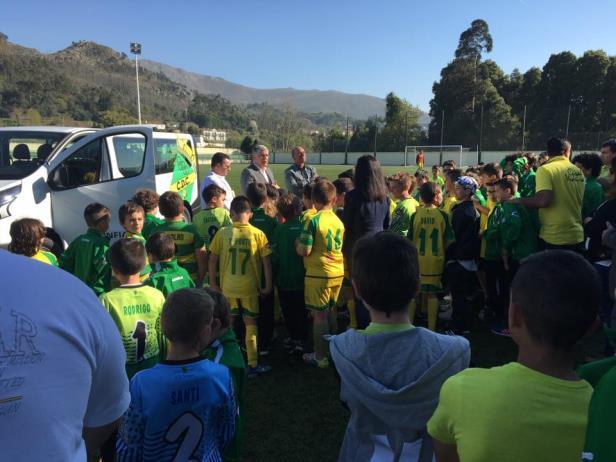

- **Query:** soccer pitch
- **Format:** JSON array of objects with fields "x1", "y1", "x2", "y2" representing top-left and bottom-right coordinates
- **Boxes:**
[{"x1": 198, "y1": 163, "x2": 416, "y2": 193}]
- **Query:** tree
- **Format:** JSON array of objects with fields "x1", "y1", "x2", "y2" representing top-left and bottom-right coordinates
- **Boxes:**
[
  {"x1": 455, "y1": 19, "x2": 493, "y2": 61},
  {"x1": 98, "y1": 108, "x2": 137, "y2": 127},
  {"x1": 381, "y1": 92, "x2": 422, "y2": 150}
]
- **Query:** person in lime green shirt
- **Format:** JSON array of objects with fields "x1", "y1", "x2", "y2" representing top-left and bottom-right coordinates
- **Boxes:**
[
  {"x1": 145, "y1": 232, "x2": 195, "y2": 298},
  {"x1": 387, "y1": 172, "x2": 419, "y2": 236},
  {"x1": 194, "y1": 184, "x2": 233, "y2": 247},
  {"x1": 100, "y1": 238, "x2": 165, "y2": 379},
  {"x1": 431, "y1": 165, "x2": 445, "y2": 187},
  {"x1": 573, "y1": 153, "x2": 606, "y2": 220},
  {"x1": 132, "y1": 188, "x2": 165, "y2": 239},
  {"x1": 271, "y1": 193, "x2": 307, "y2": 351},
  {"x1": 511, "y1": 137, "x2": 585, "y2": 249},
  {"x1": 329, "y1": 232, "x2": 469, "y2": 462},
  {"x1": 428, "y1": 251, "x2": 599, "y2": 462},
  {"x1": 9, "y1": 217, "x2": 58, "y2": 266},
  {"x1": 154, "y1": 191, "x2": 207, "y2": 284},
  {"x1": 120, "y1": 201, "x2": 151, "y2": 281},
  {"x1": 60, "y1": 203, "x2": 111, "y2": 296}
]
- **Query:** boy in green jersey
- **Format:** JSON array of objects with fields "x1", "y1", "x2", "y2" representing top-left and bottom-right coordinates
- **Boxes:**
[
  {"x1": 428, "y1": 251, "x2": 598, "y2": 462},
  {"x1": 132, "y1": 188, "x2": 164, "y2": 239},
  {"x1": 145, "y1": 232, "x2": 195, "y2": 297},
  {"x1": 194, "y1": 184, "x2": 232, "y2": 246},
  {"x1": 519, "y1": 153, "x2": 537, "y2": 198},
  {"x1": 60, "y1": 202, "x2": 111, "y2": 296},
  {"x1": 201, "y1": 288, "x2": 247, "y2": 462},
  {"x1": 100, "y1": 239, "x2": 165, "y2": 378},
  {"x1": 573, "y1": 153, "x2": 605, "y2": 220},
  {"x1": 271, "y1": 193, "x2": 307, "y2": 352},
  {"x1": 388, "y1": 172, "x2": 419, "y2": 236},
  {"x1": 155, "y1": 191, "x2": 207, "y2": 284},
  {"x1": 246, "y1": 182, "x2": 277, "y2": 354},
  {"x1": 431, "y1": 165, "x2": 445, "y2": 187},
  {"x1": 119, "y1": 201, "x2": 151, "y2": 281},
  {"x1": 9, "y1": 218, "x2": 58, "y2": 266}
]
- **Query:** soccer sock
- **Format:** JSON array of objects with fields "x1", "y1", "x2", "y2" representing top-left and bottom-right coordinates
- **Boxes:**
[
  {"x1": 347, "y1": 298, "x2": 357, "y2": 330},
  {"x1": 313, "y1": 318, "x2": 328, "y2": 361},
  {"x1": 421, "y1": 294, "x2": 428, "y2": 315},
  {"x1": 327, "y1": 307, "x2": 338, "y2": 335},
  {"x1": 245, "y1": 324, "x2": 258, "y2": 368},
  {"x1": 408, "y1": 299, "x2": 417, "y2": 324},
  {"x1": 427, "y1": 297, "x2": 438, "y2": 331}
]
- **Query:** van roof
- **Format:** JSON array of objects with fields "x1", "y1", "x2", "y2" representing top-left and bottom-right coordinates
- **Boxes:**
[{"x1": 0, "y1": 126, "x2": 94, "y2": 134}]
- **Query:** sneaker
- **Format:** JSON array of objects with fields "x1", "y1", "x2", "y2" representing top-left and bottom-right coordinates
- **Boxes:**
[
  {"x1": 247, "y1": 364, "x2": 272, "y2": 378},
  {"x1": 259, "y1": 350, "x2": 270, "y2": 357},
  {"x1": 491, "y1": 326, "x2": 512, "y2": 337},
  {"x1": 302, "y1": 352, "x2": 329, "y2": 368}
]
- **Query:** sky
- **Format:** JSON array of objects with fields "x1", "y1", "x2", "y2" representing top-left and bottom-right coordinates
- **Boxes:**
[{"x1": 3, "y1": 0, "x2": 615, "y2": 111}]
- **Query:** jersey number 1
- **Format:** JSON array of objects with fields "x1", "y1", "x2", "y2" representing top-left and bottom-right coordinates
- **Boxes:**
[
  {"x1": 325, "y1": 229, "x2": 342, "y2": 252},
  {"x1": 229, "y1": 248, "x2": 250, "y2": 275},
  {"x1": 131, "y1": 321, "x2": 147, "y2": 362}
]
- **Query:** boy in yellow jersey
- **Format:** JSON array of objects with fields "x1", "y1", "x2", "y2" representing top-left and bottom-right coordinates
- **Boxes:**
[
  {"x1": 209, "y1": 196, "x2": 273, "y2": 377},
  {"x1": 193, "y1": 184, "x2": 232, "y2": 247},
  {"x1": 441, "y1": 169, "x2": 461, "y2": 218},
  {"x1": 9, "y1": 218, "x2": 58, "y2": 266},
  {"x1": 119, "y1": 201, "x2": 151, "y2": 281},
  {"x1": 300, "y1": 182, "x2": 318, "y2": 224},
  {"x1": 407, "y1": 182, "x2": 454, "y2": 331},
  {"x1": 388, "y1": 172, "x2": 419, "y2": 236},
  {"x1": 132, "y1": 189, "x2": 164, "y2": 239},
  {"x1": 296, "y1": 180, "x2": 345, "y2": 368},
  {"x1": 155, "y1": 191, "x2": 207, "y2": 284},
  {"x1": 99, "y1": 239, "x2": 165, "y2": 378},
  {"x1": 428, "y1": 251, "x2": 598, "y2": 462}
]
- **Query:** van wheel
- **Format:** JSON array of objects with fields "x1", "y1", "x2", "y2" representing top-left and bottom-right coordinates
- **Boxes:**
[
  {"x1": 45, "y1": 228, "x2": 65, "y2": 258},
  {"x1": 183, "y1": 202, "x2": 193, "y2": 223}
]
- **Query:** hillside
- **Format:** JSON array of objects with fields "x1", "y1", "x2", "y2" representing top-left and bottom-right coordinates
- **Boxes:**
[{"x1": 138, "y1": 60, "x2": 386, "y2": 119}]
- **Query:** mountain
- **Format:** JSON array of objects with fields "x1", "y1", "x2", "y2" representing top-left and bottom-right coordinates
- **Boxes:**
[{"x1": 140, "y1": 60, "x2": 386, "y2": 119}]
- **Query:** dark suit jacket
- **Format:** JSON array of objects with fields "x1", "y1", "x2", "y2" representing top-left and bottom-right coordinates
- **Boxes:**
[{"x1": 240, "y1": 163, "x2": 276, "y2": 194}]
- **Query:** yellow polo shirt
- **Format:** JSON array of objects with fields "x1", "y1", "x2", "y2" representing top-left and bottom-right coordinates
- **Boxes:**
[{"x1": 535, "y1": 156, "x2": 584, "y2": 245}]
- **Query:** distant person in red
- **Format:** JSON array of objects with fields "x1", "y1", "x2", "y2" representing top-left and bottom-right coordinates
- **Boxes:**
[{"x1": 416, "y1": 149, "x2": 425, "y2": 169}]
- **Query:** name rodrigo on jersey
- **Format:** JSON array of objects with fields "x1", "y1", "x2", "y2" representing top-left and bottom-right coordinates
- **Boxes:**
[{"x1": 123, "y1": 304, "x2": 151, "y2": 315}]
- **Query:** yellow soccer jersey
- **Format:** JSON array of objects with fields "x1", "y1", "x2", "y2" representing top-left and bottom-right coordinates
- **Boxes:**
[
  {"x1": 409, "y1": 206, "x2": 454, "y2": 287},
  {"x1": 209, "y1": 223, "x2": 271, "y2": 298},
  {"x1": 441, "y1": 195, "x2": 458, "y2": 218},
  {"x1": 298, "y1": 209, "x2": 345, "y2": 279},
  {"x1": 300, "y1": 207, "x2": 318, "y2": 225}
]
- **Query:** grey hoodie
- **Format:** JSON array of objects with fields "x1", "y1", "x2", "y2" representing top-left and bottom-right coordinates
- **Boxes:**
[{"x1": 330, "y1": 327, "x2": 470, "y2": 462}]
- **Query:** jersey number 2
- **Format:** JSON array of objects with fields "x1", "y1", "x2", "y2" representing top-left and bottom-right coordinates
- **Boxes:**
[
  {"x1": 164, "y1": 412, "x2": 204, "y2": 462},
  {"x1": 418, "y1": 228, "x2": 439, "y2": 256}
]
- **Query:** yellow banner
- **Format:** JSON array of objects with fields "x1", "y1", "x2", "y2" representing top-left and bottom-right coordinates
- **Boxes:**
[
  {"x1": 176, "y1": 137, "x2": 196, "y2": 165},
  {"x1": 170, "y1": 171, "x2": 196, "y2": 195}
]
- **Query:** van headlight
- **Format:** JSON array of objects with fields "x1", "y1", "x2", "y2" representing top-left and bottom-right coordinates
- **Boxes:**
[{"x1": 0, "y1": 185, "x2": 21, "y2": 206}]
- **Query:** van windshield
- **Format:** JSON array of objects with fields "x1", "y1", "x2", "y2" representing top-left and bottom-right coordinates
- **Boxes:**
[{"x1": 0, "y1": 131, "x2": 68, "y2": 179}]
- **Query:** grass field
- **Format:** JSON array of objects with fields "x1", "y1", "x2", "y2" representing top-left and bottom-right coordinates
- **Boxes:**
[{"x1": 196, "y1": 161, "x2": 605, "y2": 462}]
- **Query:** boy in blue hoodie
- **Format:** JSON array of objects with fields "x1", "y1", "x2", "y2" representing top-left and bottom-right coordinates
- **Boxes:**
[{"x1": 329, "y1": 232, "x2": 470, "y2": 462}]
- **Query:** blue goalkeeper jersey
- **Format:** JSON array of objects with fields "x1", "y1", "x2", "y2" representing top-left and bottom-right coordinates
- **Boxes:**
[{"x1": 117, "y1": 357, "x2": 236, "y2": 462}]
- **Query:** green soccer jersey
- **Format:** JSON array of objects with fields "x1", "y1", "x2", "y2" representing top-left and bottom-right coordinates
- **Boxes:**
[
  {"x1": 520, "y1": 171, "x2": 536, "y2": 198},
  {"x1": 100, "y1": 284, "x2": 165, "y2": 378},
  {"x1": 250, "y1": 208, "x2": 278, "y2": 242},
  {"x1": 59, "y1": 228, "x2": 110, "y2": 296},
  {"x1": 142, "y1": 213, "x2": 165, "y2": 239},
  {"x1": 483, "y1": 204, "x2": 504, "y2": 261},
  {"x1": 154, "y1": 220, "x2": 205, "y2": 282},
  {"x1": 146, "y1": 260, "x2": 195, "y2": 298},
  {"x1": 125, "y1": 231, "x2": 151, "y2": 280},
  {"x1": 271, "y1": 217, "x2": 305, "y2": 291},
  {"x1": 583, "y1": 176, "x2": 605, "y2": 219},
  {"x1": 389, "y1": 197, "x2": 417, "y2": 236},
  {"x1": 202, "y1": 329, "x2": 247, "y2": 462},
  {"x1": 499, "y1": 202, "x2": 537, "y2": 261},
  {"x1": 193, "y1": 207, "x2": 233, "y2": 246}
]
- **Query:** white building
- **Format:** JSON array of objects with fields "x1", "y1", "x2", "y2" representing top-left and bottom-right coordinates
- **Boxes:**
[{"x1": 199, "y1": 128, "x2": 226, "y2": 147}]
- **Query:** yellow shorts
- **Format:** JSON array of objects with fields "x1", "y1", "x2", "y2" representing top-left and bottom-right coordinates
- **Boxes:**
[
  {"x1": 226, "y1": 295, "x2": 259, "y2": 318},
  {"x1": 305, "y1": 276, "x2": 343, "y2": 312}
]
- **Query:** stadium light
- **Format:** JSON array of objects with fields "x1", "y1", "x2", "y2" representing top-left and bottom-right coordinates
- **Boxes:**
[{"x1": 130, "y1": 42, "x2": 142, "y2": 124}]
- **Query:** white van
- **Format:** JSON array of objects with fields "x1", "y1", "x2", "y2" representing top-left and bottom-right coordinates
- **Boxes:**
[{"x1": 0, "y1": 125, "x2": 200, "y2": 250}]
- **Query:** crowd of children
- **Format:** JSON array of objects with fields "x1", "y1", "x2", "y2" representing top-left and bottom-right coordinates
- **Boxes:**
[{"x1": 5, "y1": 138, "x2": 616, "y2": 461}]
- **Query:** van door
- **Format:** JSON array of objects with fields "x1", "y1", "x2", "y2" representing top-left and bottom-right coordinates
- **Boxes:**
[
  {"x1": 47, "y1": 127, "x2": 155, "y2": 243},
  {"x1": 153, "y1": 134, "x2": 199, "y2": 214}
]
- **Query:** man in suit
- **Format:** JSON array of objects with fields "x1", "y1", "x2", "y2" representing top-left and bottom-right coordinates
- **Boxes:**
[
  {"x1": 284, "y1": 146, "x2": 318, "y2": 197},
  {"x1": 240, "y1": 145, "x2": 278, "y2": 194}
]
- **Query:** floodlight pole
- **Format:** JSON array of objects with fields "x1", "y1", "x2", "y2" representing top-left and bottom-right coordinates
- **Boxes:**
[
  {"x1": 439, "y1": 110, "x2": 444, "y2": 165},
  {"x1": 344, "y1": 115, "x2": 349, "y2": 164},
  {"x1": 130, "y1": 42, "x2": 142, "y2": 124},
  {"x1": 565, "y1": 103, "x2": 571, "y2": 138},
  {"x1": 522, "y1": 105, "x2": 527, "y2": 151},
  {"x1": 478, "y1": 103, "x2": 484, "y2": 163},
  {"x1": 373, "y1": 114, "x2": 378, "y2": 155}
]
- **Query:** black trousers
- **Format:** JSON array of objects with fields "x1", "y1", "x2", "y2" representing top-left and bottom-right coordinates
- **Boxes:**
[
  {"x1": 446, "y1": 262, "x2": 477, "y2": 332},
  {"x1": 278, "y1": 289, "x2": 308, "y2": 344},
  {"x1": 484, "y1": 259, "x2": 519, "y2": 323},
  {"x1": 539, "y1": 239, "x2": 585, "y2": 254},
  {"x1": 258, "y1": 292, "x2": 275, "y2": 351}
]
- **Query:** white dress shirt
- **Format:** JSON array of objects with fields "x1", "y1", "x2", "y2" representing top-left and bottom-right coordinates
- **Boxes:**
[{"x1": 201, "y1": 170, "x2": 235, "y2": 210}]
